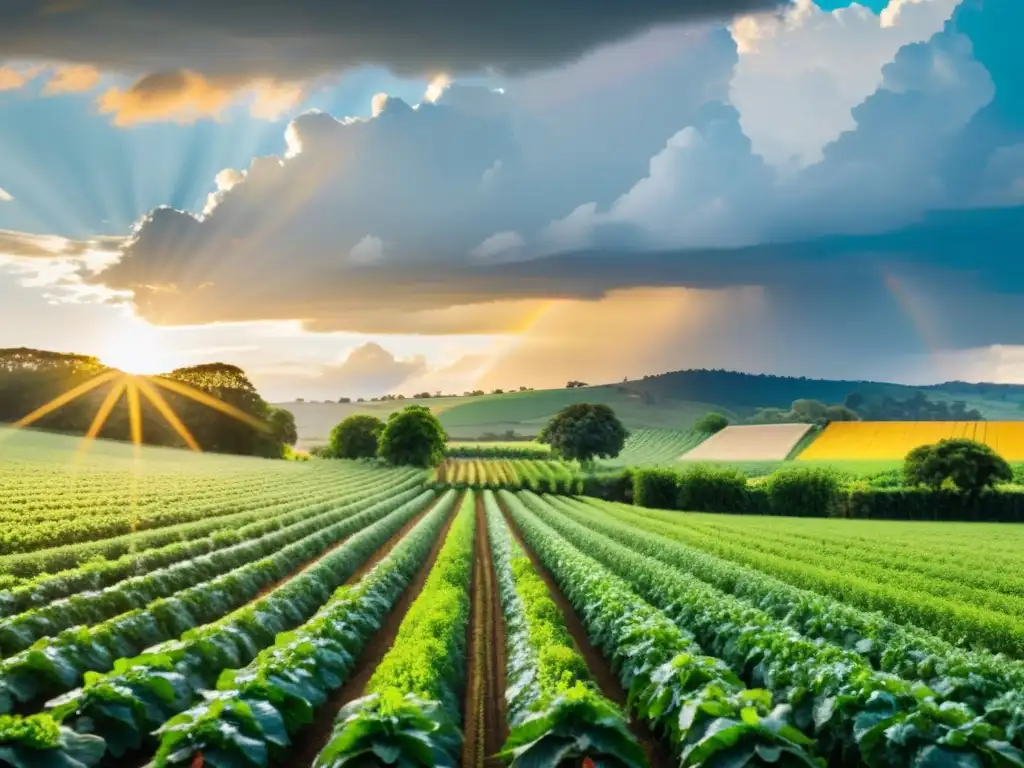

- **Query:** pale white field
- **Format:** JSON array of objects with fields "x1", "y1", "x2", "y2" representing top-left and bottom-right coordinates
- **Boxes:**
[{"x1": 682, "y1": 423, "x2": 813, "y2": 461}]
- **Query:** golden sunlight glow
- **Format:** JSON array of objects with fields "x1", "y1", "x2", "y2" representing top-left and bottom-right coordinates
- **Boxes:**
[
  {"x1": 12, "y1": 370, "x2": 269, "y2": 455},
  {"x1": 98, "y1": 319, "x2": 178, "y2": 375}
]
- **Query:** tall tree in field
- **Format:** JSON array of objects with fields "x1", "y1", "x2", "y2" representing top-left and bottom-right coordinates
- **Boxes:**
[
  {"x1": 377, "y1": 405, "x2": 447, "y2": 467},
  {"x1": 331, "y1": 414, "x2": 385, "y2": 459},
  {"x1": 539, "y1": 403, "x2": 628, "y2": 464}
]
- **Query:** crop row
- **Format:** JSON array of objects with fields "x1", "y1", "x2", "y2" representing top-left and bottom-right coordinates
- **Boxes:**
[
  {"x1": 37, "y1": 488, "x2": 440, "y2": 764},
  {"x1": 499, "y1": 490, "x2": 822, "y2": 767},
  {"x1": 0, "y1": 465, "x2": 421, "y2": 583},
  {"x1": 146, "y1": 489, "x2": 460, "y2": 766},
  {"x1": 0, "y1": 486, "x2": 431, "y2": 714},
  {"x1": 674, "y1": 513, "x2": 1024, "y2": 599},
  {"x1": 572, "y1": 498, "x2": 1024, "y2": 704},
  {"x1": 0, "y1": 474, "x2": 424, "y2": 657},
  {"x1": 313, "y1": 490, "x2": 476, "y2": 766},
  {"x1": 595, "y1": 498, "x2": 1024, "y2": 659},
  {"x1": 666, "y1": 512, "x2": 1024, "y2": 627},
  {"x1": 0, "y1": 469, "x2": 328, "y2": 522},
  {"x1": 0, "y1": 465, "x2": 389, "y2": 554},
  {"x1": 436, "y1": 458, "x2": 581, "y2": 494},
  {"x1": 0, "y1": 469, "x2": 420, "y2": 613},
  {"x1": 483, "y1": 491, "x2": 644, "y2": 766},
  {"x1": 528, "y1": 493, "x2": 1024, "y2": 765}
]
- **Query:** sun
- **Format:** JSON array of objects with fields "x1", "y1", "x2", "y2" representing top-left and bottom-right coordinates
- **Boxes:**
[{"x1": 98, "y1": 320, "x2": 177, "y2": 375}]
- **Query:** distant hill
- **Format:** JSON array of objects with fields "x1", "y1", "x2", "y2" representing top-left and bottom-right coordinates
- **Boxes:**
[{"x1": 277, "y1": 369, "x2": 1024, "y2": 448}]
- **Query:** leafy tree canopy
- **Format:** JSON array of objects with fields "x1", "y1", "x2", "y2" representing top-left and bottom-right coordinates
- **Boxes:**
[
  {"x1": 538, "y1": 403, "x2": 628, "y2": 464},
  {"x1": 694, "y1": 412, "x2": 729, "y2": 434},
  {"x1": 331, "y1": 414, "x2": 386, "y2": 459},
  {"x1": 903, "y1": 439, "x2": 1012, "y2": 494},
  {"x1": 377, "y1": 405, "x2": 447, "y2": 467}
]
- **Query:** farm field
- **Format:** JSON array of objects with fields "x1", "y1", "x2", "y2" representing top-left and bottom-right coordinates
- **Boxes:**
[
  {"x1": 434, "y1": 457, "x2": 580, "y2": 493},
  {"x1": 2, "y1": 429, "x2": 1024, "y2": 766},
  {"x1": 598, "y1": 427, "x2": 708, "y2": 467},
  {"x1": 682, "y1": 422, "x2": 814, "y2": 461},
  {"x1": 800, "y1": 419, "x2": 1024, "y2": 461},
  {"x1": 278, "y1": 388, "x2": 729, "y2": 448}
]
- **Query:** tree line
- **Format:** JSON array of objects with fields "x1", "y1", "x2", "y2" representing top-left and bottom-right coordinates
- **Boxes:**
[{"x1": 0, "y1": 348, "x2": 296, "y2": 458}]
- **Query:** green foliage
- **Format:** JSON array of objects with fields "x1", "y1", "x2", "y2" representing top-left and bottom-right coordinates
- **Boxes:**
[
  {"x1": 436, "y1": 459, "x2": 582, "y2": 494},
  {"x1": 631, "y1": 468, "x2": 680, "y2": 510},
  {"x1": 538, "y1": 403, "x2": 628, "y2": 464},
  {"x1": 676, "y1": 464, "x2": 749, "y2": 513},
  {"x1": 314, "y1": 493, "x2": 476, "y2": 767},
  {"x1": 267, "y1": 407, "x2": 298, "y2": 447},
  {"x1": 764, "y1": 468, "x2": 842, "y2": 517},
  {"x1": 0, "y1": 713, "x2": 104, "y2": 767},
  {"x1": 330, "y1": 414, "x2": 385, "y2": 459},
  {"x1": 150, "y1": 491, "x2": 458, "y2": 767},
  {"x1": 484, "y1": 493, "x2": 645, "y2": 767},
  {"x1": 693, "y1": 412, "x2": 729, "y2": 434},
  {"x1": 904, "y1": 439, "x2": 1012, "y2": 494},
  {"x1": 378, "y1": 406, "x2": 447, "y2": 467},
  {"x1": 445, "y1": 442, "x2": 550, "y2": 459},
  {"x1": 532, "y1": 495, "x2": 1024, "y2": 766},
  {"x1": 823, "y1": 405, "x2": 859, "y2": 422},
  {"x1": 46, "y1": 489, "x2": 437, "y2": 762},
  {"x1": 503, "y1": 492, "x2": 822, "y2": 767}
]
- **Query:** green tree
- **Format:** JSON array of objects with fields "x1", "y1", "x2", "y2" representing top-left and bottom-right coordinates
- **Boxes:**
[
  {"x1": 791, "y1": 398, "x2": 828, "y2": 421},
  {"x1": 694, "y1": 412, "x2": 729, "y2": 434},
  {"x1": 538, "y1": 403, "x2": 628, "y2": 464},
  {"x1": 330, "y1": 414, "x2": 386, "y2": 459},
  {"x1": 267, "y1": 407, "x2": 298, "y2": 446},
  {"x1": 903, "y1": 439, "x2": 1012, "y2": 494},
  {"x1": 824, "y1": 405, "x2": 860, "y2": 422},
  {"x1": 377, "y1": 405, "x2": 447, "y2": 467}
]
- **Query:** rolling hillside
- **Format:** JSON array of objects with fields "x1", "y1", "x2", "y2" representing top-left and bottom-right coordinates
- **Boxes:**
[{"x1": 279, "y1": 369, "x2": 1024, "y2": 449}]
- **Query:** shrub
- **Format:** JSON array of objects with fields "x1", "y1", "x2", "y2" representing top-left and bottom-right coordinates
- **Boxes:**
[
  {"x1": 580, "y1": 469, "x2": 633, "y2": 503},
  {"x1": 329, "y1": 414, "x2": 385, "y2": 459},
  {"x1": 377, "y1": 406, "x2": 447, "y2": 467},
  {"x1": 676, "y1": 464, "x2": 749, "y2": 513},
  {"x1": 765, "y1": 467, "x2": 842, "y2": 517},
  {"x1": 693, "y1": 412, "x2": 729, "y2": 434},
  {"x1": 632, "y1": 468, "x2": 680, "y2": 510},
  {"x1": 844, "y1": 487, "x2": 1024, "y2": 522},
  {"x1": 904, "y1": 439, "x2": 1012, "y2": 494}
]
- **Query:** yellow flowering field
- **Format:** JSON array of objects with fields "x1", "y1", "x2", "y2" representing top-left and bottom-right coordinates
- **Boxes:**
[{"x1": 799, "y1": 420, "x2": 1024, "y2": 461}]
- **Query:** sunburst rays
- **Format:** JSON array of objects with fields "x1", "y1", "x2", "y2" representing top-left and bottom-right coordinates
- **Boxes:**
[{"x1": 11, "y1": 368, "x2": 269, "y2": 453}]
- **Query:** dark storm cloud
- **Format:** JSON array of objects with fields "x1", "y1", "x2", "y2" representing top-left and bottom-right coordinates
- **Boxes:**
[{"x1": 0, "y1": 0, "x2": 782, "y2": 79}]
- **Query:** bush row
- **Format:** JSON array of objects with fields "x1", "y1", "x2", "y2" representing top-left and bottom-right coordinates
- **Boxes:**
[{"x1": 593, "y1": 466, "x2": 1024, "y2": 521}]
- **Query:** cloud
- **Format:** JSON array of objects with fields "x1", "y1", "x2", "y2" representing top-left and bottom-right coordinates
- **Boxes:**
[
  {"x1": 296, "y1": 342, "x2": 427, "y2": 399},
  {"x1": 42, "y1": 64, "x2": 100, "y2": 94},
  {"x1": 729, "y1": 0, "x2": 958, "y2": 165},
  {"x1": 0, "y1": 189, "x2": 12, "y2": 202},
  {"x1": 0, "y1": 0, "x2": 782, "y2": 86},
  {"x1": 94, "y1": 70, "x2": 305, "y2": 125}
]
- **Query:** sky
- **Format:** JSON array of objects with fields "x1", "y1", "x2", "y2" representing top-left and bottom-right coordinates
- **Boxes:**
[{"x1": 1, "y1": 0, "x2": 1022, "y2": 401}]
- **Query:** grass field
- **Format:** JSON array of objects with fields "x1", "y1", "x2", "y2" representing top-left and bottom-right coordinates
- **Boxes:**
[
  {"x1": 2, "y1": 427, "x2": 1024, "y2": 767},
  {"x1": 279, "y1": 388, "x2": 729, "y2": 448}
]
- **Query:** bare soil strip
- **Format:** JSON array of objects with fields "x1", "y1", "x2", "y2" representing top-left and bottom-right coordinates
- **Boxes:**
[
  {"x1": 461, "y1": 493, "x2": 508, "y2": 768},
  {"x1": 290, "y1": 492, "x2": 462, "y2": 768},
  {"x1": 498, "y1": 497, "x2": 673, "y2": 768}
]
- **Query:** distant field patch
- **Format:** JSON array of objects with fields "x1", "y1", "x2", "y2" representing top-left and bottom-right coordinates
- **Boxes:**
[
  {"x1": 682, "y1": 423, "x2": 814, "y2": 461},
  {"x1": 600, "y1": 428, "x2": 708, "y2": 467},
  {"x1": 799, "y1": 421, "x2": 1024, "y2": 461}
]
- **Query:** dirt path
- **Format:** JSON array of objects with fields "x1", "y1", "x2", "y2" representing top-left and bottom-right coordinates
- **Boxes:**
[
  {"x1": 461, "y1": 493, "x2": 508, "y2": 768},
  {"x1": 290, "y1": 492, "x2": 462, "y2": 768},
  {"x1": 498, "y1": 497, "x2": 673, "y2": 768}
]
